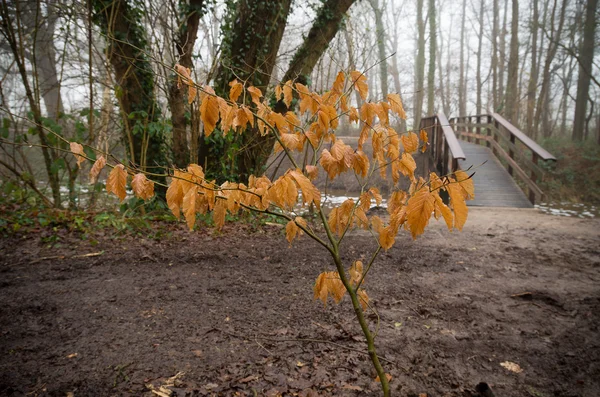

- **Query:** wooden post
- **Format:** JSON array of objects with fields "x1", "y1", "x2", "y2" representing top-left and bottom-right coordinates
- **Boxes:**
[
  {"x1": 508, "y1": 134, "x2": 515, "y2": 176},
  {"x1": 493, "y1": 119, "x2": 499, "y2": 156},
  {"x1": 529, "y1": 153, "x2": 539, "y2": 204},
  {"x1": 486, "y1": 115, "x2": 492, "y2": 148},
  {"x1": 476, "y1": 115, "x2": 481, "y2": 145}
]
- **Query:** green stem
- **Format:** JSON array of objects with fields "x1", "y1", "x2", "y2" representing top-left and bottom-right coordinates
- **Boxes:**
[{"x1": 331, "y1": 251, "x2": 390, "y2": 397}]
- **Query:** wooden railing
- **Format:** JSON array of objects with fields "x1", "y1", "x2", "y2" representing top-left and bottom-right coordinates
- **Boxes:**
[
  {"x1": 449, "y1": 113, "x2": 556, "y2": 204},
  {"x1": 420, "y1": 112, "x2": 465, "y2": 176}
]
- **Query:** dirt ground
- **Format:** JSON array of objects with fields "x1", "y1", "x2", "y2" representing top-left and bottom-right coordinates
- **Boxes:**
[{"x1": 0, "y1": 207, "x2": 599, "y2": 397}]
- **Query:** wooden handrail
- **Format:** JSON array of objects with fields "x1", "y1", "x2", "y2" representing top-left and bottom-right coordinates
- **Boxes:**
[
  {"x1": 421, "y1": 112, "x2": 465, "y2": 175},
  {"x1": 437, "y1": 112, "x2": 466, "y2": 160},
  {"x1": 449, "y1": 113, "x2": 557, "y2": 205},
  {"x1": 491, "y1": 113, "x2": 556, "y2": 161}
]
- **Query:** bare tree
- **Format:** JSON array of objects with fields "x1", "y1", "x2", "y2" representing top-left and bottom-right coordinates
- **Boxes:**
[{"x1": 572, "y1": 0, "x2": 598, "y2": 141}]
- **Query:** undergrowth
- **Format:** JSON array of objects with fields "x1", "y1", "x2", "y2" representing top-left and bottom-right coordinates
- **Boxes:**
[{"x1": 539, "y1": 137, "x2": 600, "y2": 204}]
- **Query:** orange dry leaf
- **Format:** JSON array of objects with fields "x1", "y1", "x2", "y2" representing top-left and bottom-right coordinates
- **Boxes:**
[
  {"x1": 357, "y1": 289, "x2": 369, "y2": 311},
  {"x1": 378, "y1": 225, "x2": 396, "y2": 250},
  {"x1": 213, "y1": 199, "x2": 226, "y2": 230},
  {"x1": 447, "y1": 181, "x2": 468, "y2": 231},
  {"x1": 454, "y1": 170, "x2": 475, "y2": 200},
  {"x1": 175, "y1": 64, "x2": 197, "y2": 104},
  {"x1": 305, "y1": 165, "x2": 319, "y2": 181},
  {"x1": 89, "y1": 155, "x2": 106, "y2": 184},
  {"x1": 352, "y1": 150, "x2": 369, "y2": 178},
  {"x1": 131, "y1": 173, "x2": 155, "y2": 200},
  {"x1": 387, "y1": 93, "x2": 406, "y2": 119},
  {"x1": 332, "y1": 71, "x2": 345, "y2": 94},
  {"x1": 106, "y1": 164, "x2": 127, "y2": 202},
  {"x1": 406, "y1": 185, "x2": 435, "y2": 239},
  {"x1": 289, "y1": 169, "x2": 321, "y2": 209},
  {"x1": 401, "y1": 132, "x2": 419, "y2": 153},
  {"x1": 229, "y1": 79, "x2": 243, "y2": 102},
  {"x1": 433, "y1": 192, "x2": 454, "y2": 231},
  {"x1": 166, "y1": 171, "x2": 184, "y2": 219},
  {"x1": 350, "y1": 70, "x2": 368, "y2": 101},
  {"x1": 69, "y1": 142, "x2": 85, "y2": 168},
  {"x1": 283, "y1": 80, "x2": 293, "y2": 108},
  {"x1": 285, "y1": 216, "x2": 306, "y2": 244},
  {"x1": 420, "y1": 129, "x2": 429, "y2": 153},
  {"x1": 200, "y1": 86, "x2": 220, "y2": 136},
  {"x1": 182, "y1": 185, "x2": 198, "y2": 230},
  {"x1": 247, "y1": 86, "x2": 262, "y2": 104}
]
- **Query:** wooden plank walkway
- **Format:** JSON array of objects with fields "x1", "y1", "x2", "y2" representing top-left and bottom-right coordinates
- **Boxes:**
[{"x1": 458, "y1": 140, "x2": 532, "y2": 208}]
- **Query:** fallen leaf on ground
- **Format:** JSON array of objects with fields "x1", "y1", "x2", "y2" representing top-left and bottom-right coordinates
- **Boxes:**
[
  {"x1": 66, "y1": 353, "x2": 78, "y2": 359},
  {"x1": 342, "y1": 384, "x2": 363, "y2": 391},
  {"x1": 500, "y1": 361, "x2": 523, "y2": 373},
  {"x1": 296, "y1": 361, "x2": 306, "y2": 367},
  {"x1": 239, "y1": 375, "x2": 259, "y2": 383},
  {"x1": 375, "y1": 373, "x2": 392, "y2": 382}
]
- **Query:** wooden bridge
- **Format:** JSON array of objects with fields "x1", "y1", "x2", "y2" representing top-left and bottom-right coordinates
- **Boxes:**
[{"x1": 420, "y1": 113, "x2": 556, "y2": 208}]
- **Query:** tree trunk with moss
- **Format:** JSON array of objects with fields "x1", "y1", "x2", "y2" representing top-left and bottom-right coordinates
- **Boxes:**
[
  {"x1": 169, "y1": 0, "x2": 206, "y2": 168},
  {"x1": 93, "y1": 0, "x2": 169, "y2": 179},
  {"x1": 200, "y1": 0, "x2": 357, "y2": 182}
]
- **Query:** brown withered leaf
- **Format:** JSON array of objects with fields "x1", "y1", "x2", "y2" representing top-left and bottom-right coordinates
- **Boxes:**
[
  {"x1": 69, "y1": 142, "x2": 85, "y2": 168},
  {"x1": 350, "y1": 70, "x2": 368, "y2": 101},
  {"x1": 305, "y1": 165, "x2": 318, "y2": 181},
  {"x1": 387, "y1": 93, "x2": 406, "y2": 119},
  {"x1": 406, "y1": 185, "x2": 435, "y2": 239},
  {"x1": 229, "y1": 79, "x2": 243, "y2": 102},
  {"x1": 289, "y1": 169, "x2": 320, "y2": 209},
  {"x1": 352, "y1": 150, "x2": 370, "y2": 178},
  {"x1": 454, "y1": 170, "x2": 475, "y2": 200},
  {"x1": 247, "y1": 86, "x2": 262, "y2": 104},
  {"x1": 369, "y1": 187, "x2": 382, "y2": 206},
  {"x1": 285, "y1": 219, "x2": 299, "y2": 243},
  {"x1": 398, "y1": 152, "x2": 417, "y2": 181},
  {"x1": 349, "y1": 260, "x2": 363, "y2": 285},
  {"x1": 401, "y1": 132, "x2": 419, "y2": 153},
  {"x1": 314, "y1": 272, "x2": 328, "y2": 305},
  {"x1": 131, "y1": 173, "x2": 155, "y2": 200},
  {"x1": 447, "y1": 180, "x2": 468, "y2": 231},
  {"x1": 378, "y1": 225, "x2": 396, "y2": 250},
  {"x1": 420, "y1": 129, "x2": 429, "y2": 152},
  {"x1": 166, "y1": 172, "x2": 184, "y2": 219},
  {"x1": 89, "y1": 155, "x2": 106, "y2": 184},
  {"x1": 357, "y1": 289, "x2": 369, "y2": 311},
  {"x1": 433, "y1": 191, "x2": 454, "y2": 231},
  {"x1": 182, "y1": 185, "x2": 198, "y2": 230},
  {"x1": 200, "y1": 86, "x2": 220, "y2": 136},
  {"x1": 283, "y1": 80, "x2": 293, "y2": 108},
  {"x1": 106, "y1": 164, "x2": 127, "y2": 202},
  {"x1": 332, "y1": 71, "x2": 345, "y2": 94},
  {"x1": 213, "y1": 199, "x2": 226, "y2": 230}
]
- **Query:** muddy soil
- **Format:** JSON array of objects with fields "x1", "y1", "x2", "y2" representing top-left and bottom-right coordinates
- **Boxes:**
[{"x1": 0, "y1": 207, "x2": 598, "y2": 397}]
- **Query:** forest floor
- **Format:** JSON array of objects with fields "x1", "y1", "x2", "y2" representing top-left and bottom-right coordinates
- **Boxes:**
[{"x1": 0, "y1": 207, "x2": 599, "y2": 397}]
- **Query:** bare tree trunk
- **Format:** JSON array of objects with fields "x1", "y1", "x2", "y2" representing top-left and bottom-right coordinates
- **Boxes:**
[
  {"x1": 427, "y1": 0, "x2": 436, "y2": 115},
  {"x1": 525, "y1": 0, "x2": 538, "y2": 137},
  {"x1": 476, "y1": 0, "x2": 484, "y2": 115},
  {"x1": 414, "y1": 0, "x2": 426, "y2": 127},
  {"x1": 368, "y1": 0, "x2": 389, "y2": 98},
  {"x1": 504, "y1": 0, "x2": 519, "y2": 123},
  {"x1": 572, "y1": 0, "x2": 598, "y2": 141},
  {"x1": 491, "y1": 0, "x2": 499, "y2": 110},
  {"x1": 458, "y1": 0, "x2": 466, "y2": 116},
  {"x1": 499, "y1": 0, "x2": 508, "y2": 110},
  {"x1": 344, "y1": 23, "x2": 363, "y2": 109},
  {"x1": 535, "y1": 0, "x2": 567, "y2": 138}
]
